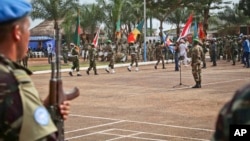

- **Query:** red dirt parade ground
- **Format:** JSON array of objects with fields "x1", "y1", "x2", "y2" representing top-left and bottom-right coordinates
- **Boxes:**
[{"x1": 30, "y1": 58, "x2": 250, "y2": 141}]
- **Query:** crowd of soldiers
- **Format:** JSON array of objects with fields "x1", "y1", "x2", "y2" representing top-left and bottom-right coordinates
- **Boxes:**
[{"x1": 61, "y1": 34, "x2": 250, "y2": 77}]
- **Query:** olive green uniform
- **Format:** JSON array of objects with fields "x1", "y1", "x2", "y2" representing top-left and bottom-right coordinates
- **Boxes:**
[{"x1": 86, "y1": 47, "x2": 98, "y2": 75}]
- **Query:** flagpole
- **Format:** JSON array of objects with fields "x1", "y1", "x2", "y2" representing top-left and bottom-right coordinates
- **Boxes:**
[{"x1": 143, "y1": 0, "x2": 147, "y2": 62}]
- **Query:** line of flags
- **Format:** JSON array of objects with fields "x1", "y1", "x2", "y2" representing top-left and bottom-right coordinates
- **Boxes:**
[{"x1": 177, "y1": 13, "x2": 206, "y2": 42}]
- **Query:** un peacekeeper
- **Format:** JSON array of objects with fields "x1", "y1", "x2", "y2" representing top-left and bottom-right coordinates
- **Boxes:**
[
  {"x1": 191, "y1": 38, "x2": 204, "y2": 88},
  {"x1": 68, "y1": 43, "x2": 82, "y2": 76},
  {"x1": 86, "y1": 43, "x2": 98, "y2": 75},
  {"x1": 211, "y1": 83, "x2": 250, "y2": 141},
  {"x1": 0, "y1": 0, "x2": 71, "y2": 140}
]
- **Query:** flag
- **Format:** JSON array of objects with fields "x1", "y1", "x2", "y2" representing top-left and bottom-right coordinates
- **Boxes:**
[
  {"x1": 74, "y1": 13, "x2": 82, "y2": 46},
  {"x1": 92, "y1": 28, "x2": 100, "y2": 47},
  {"x1": 177, "y1": 14, "x2": 193, "y2": 41},
  {"x1": 198, "y1": 22, "x2": 205, "y2": 40},
  {"x1": 127, "y1": 32, "x2": 136, "y2": 43},
  {"x1": 115, "y1": 19, "x2": 121, "y2": 39},
  {"x1": 193, "y1": 20, "x2": 198, "y2": 39},
  {"x1": 130, "y1": 20, "x2": 144, "y2": 41}
]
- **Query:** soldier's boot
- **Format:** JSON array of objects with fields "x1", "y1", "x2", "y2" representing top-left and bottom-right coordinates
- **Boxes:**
[
  {"x1": 162, "y1": 64, "x2": 166, "y2": 69},
  {"x1": 105, "y1": 67, "x2": 110, "y2": 73},
  {"x1": 86, "y1": 69, "x2": 90, "y2": 75},
  {"x1": 192, "y1": 81, "x2": 199, "y2": 88},
  {"x1": 135, "y1": 67, "x2": 139, "y2": 72},
  {"x1": 198, "y1": 81, "x2": 201, "y2": 88},
  {"x1": 111, "y1": 69, "x2": 115, "y2": 74},
  {"x1": 69, "y1": 71, "x2": 73, "y2": 76},
  {"x1": 232, "y1": 62, "x2": 235, "y2": 65},
  {"x1": 94, "y1": 69, "x2": 98, "y2": 75},
  {"x1": 154, "y1": 65, "x2": 157, "y2": 69},
  {"x1": 127, "y1": 66, "x2": 131, "y2": 72},
  {"x1": 77, "y1": 72, "x2": 82, "y2": 76},
  {"x1": 202, "y1": 63, "x2": 206, "y2": 69}
]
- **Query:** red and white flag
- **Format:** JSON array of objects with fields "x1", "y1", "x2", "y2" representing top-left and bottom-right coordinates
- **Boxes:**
[
  {"x1": 177, "y1": 14, "x2": 193, "y2": 42},
  {"x1": 92, "y1": 28, "x2": 100, "y2": 47}
]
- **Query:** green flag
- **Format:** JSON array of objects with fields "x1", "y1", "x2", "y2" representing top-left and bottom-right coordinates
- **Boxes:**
[
  {"x1": 136, "y1": 20, "x2": 144, "y2": 32},
  {"x1": 74, "y1": 14, "x2": 81, "y2": 46}
]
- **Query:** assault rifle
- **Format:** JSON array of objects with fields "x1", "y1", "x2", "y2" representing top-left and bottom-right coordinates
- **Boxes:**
[{"x1": 48, "y1": 22, "x2": 79, "y2": 141}]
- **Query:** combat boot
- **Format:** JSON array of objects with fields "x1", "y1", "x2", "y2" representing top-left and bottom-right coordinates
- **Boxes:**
[
  {"x1": 69, "y1": 71, "x2": 73, "y2": 76},
  {"x1": 198, "y1": 81, "x2": 201, "y2": 88},
  {"x1": 127, "y1": 66, "x2": 131, "y2": 72},
  {"x1": 86, "y1": 69, "x2": 90, "y2": 75},
  {"x1": 105, "y1": 67, "x2": 110, "y2": 73},
  {"x1": 192, "y1": 81, "x2": 199, "y2": 88}
]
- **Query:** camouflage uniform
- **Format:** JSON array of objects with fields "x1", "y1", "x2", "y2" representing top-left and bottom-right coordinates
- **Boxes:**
[
  {"x1": 0, "y1": 54, "x2": 57, "y2": 141},
  {"x1": 105, "y1": 43, "x2": 115, "y2": 74},
  {"x1": 154, "y1": 42, "x2": 166, "y2": 69},
  {"x1": 62, "y1": 45, "x2": 69, "y2": 64},
  {"x1": 211, "y1": 83, "x2": 250, "y2": 141},
  {"x1": 69, "y1": 45, "x2": 81, "y2": 76},
  {"x1": 191, "y1": 40, "x2": 204, "y2": 88},
  {"x1": 127, "y1": 43, "x2": 139, "y2": 72},
  {"x1": 86, "y1": 45, "x2": 98, "y2": 75},
  {"x1": 231, "y1": 39, "x2": 238, "y2": 65}
]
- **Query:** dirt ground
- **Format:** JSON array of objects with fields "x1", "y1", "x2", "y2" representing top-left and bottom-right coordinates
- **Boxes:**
[{"x1": 30, "y1": 58, "x2": 250, "y2": 141}]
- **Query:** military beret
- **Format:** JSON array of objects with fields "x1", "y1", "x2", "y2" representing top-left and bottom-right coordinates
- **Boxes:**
[{"x1": 0, "y1": 0, "x2": 32, "y2": 24}]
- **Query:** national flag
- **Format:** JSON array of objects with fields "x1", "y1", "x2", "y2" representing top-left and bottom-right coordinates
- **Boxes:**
[
  {"x1": 177, "y1": 14, "x2": 193, "y2": 42},
  {"x1": 198, "y1": 22, "x2": 205, "y2": 40},
  {"x1": 92, "y1": 28, "x2": 100, "y2": 47},
  {"x1": 127, "y1": 32, "x2": 136, "y2": 43},
  {"x1": 74, "y1": 13, "x2": 82, "y2": 46},
  {"x1": 193, "y1": 20, "x2": 198, "y2": 39},
  {"x1": 115, "y1": 19, "x2": 121, "y2": 39},
  {"x1": 130, "y1": 20, "x2": 144, "y2": 41}
]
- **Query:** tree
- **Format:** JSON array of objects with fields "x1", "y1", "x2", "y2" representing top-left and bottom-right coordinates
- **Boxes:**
[{"x1": 239, "y1": 0, "x2": 250, "y2": 17}]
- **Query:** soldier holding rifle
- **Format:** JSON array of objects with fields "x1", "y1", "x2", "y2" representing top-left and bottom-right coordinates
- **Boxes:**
[{"x1": 0, "y1": 0, "x2": 78, "y2": 140}]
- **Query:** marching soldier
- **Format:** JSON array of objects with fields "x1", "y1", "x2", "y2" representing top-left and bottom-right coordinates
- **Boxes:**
[
  {"x1": 127, "y1": 41, "x2": 139, "y2": 72},
  {"x1": 191, "y1": 38, "x2": 204, "y2": 88},
  {"x1": 69, "y1": 43, "x2": 82, "y2": 76},
  {"x1": 86, "y1": 43, "x2": 98, "y2": 75},
  {"x1": 105, "y1": 40, "x2": 115, "y2": 74},
  {"x1": 154, "y1": 40, "x2": 166, "y2": 69},
  {"x1": 62, "y1": 43, "x2": 69, "y2": 64},
  {"x1": 231, "y1": 37, "x2": 238, "y2": 65}
]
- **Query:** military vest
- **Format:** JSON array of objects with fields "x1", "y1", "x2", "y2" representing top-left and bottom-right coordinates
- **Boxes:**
[{"x1": 0, "y1": 54, "x2": 57, "y2": 141}]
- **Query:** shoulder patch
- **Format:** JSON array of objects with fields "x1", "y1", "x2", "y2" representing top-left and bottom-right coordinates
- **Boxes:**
[{"x1": 34, "y1": 106, "x2": 50, "y2": 126}]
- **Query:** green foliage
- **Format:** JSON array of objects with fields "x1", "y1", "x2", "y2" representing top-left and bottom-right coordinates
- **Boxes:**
[{"x1": 239, "y1": 0, "x2": 250, "y2": 17}]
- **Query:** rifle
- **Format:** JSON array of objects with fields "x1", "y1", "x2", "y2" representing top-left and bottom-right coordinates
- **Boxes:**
[{"x1": 48, "y1": 21, "x2": 79, "y2": 141}]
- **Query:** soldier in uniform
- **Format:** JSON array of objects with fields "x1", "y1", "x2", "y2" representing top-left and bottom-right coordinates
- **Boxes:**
[
  {"x1": 105, "y1": 40, "x2": 115, "y2": 74},
  {"x1": 201, "y1": 39, "x2": 208, "y2": 68},
  {"x1": 127, "y1": 41, "x2": 139, "y2": 72},
  {"x1": 211, "y1": 83, "x2": 250, "y2": 141},
  {"x1": 0, "y1": 0, "x2": 71, "y2": 140},
  {"x1": 210, "y1": 39, "x2": 217, "y2": 66},
  {"x1": 231, "y1": 38, "x2": 238, "y2": 65},
  {"x1": 69, "y1": 43, "x2": 82, "y2": 76},
  {"x1": 86, "y1": 43, "x2": 98, "y2": 75},
  {"x1": 154, "y1": 40, "x2": 166, "y2": 69},
  {"x1": 62, "y1": 43, "x2": 69, "y2": 64},
  {"x1": 191, "y1": 39, "x2": 204, "y2": 88}
]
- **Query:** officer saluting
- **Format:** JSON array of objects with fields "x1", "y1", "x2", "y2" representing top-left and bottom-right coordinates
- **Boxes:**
[{"x1": 0, "y1": 0, "x2": 71, "y2": 140}]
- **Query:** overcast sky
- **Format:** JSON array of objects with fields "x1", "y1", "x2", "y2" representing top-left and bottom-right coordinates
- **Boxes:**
[{"x1": 30, "y1": 0, "x2": 240, "y2": 31}]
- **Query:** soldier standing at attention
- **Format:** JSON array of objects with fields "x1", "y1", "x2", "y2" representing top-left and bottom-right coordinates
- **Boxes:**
[
  {"x1": 105, "y1": 40, "x2": 115, "y2": 74},
  {"x1": 191, "y1": 39, "x2": 204, "y2": 88},
  {"x1": 0, "y1": 0, "x2": 71, "y2": 140},
  {"x1": 86, "y1": 43, "x2": 98, "y2": 75},
  {"x1": 201, "y1": 39, "x2": 207, "y2": 68},
  {"x1": 154, "y1": 40, "x2": 166, "y2": 69},
  {"x1": 69, "y1": 43, "x2": 82, "y2": 76},
  {"x1": 210, "y1": 39, "x2": 217, "y2": 66},
  {"x1": 127, "y1": 41, "x2": 139, "y2": 72},
  {"x1": 231, "y1": 38, "x2": 238, "y2": 65}
]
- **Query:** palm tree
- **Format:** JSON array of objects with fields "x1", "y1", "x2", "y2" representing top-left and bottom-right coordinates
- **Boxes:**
[{"x1": 166, "y1": 8, "x2": 191, "y2": 37}]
